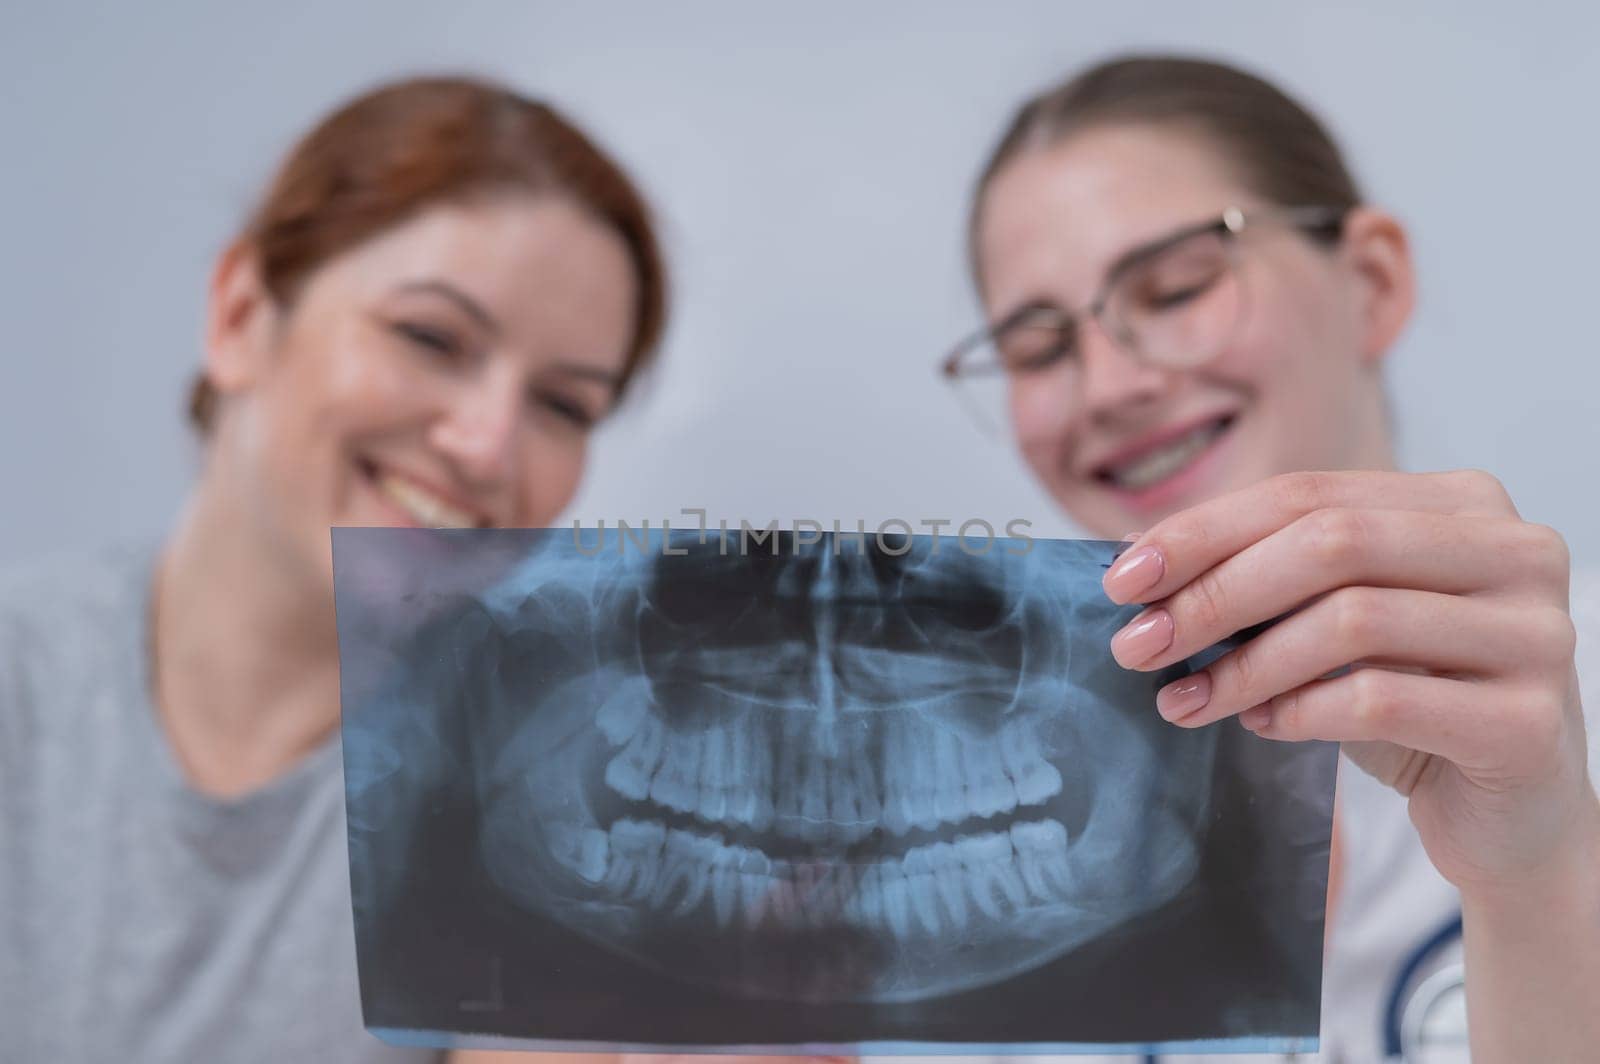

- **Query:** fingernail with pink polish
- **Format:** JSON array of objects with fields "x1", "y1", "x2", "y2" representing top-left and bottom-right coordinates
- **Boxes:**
[
  {"x1": 1104, "y1": 545, "x2": 1164, "y2": 603},
  {"x1": 1157, "y1": 672, "x2": 1212, "y2": 721},
  {"x1": 1110, "y1": 608, "x2": 1173, "y2": 668}
]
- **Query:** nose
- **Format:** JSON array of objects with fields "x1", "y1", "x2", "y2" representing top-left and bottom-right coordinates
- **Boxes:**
[
  {"x1": 428, "y1": 367, "x2": 522, "y2": 493},
  {"x1": 1077, "y1": 315, "x2": 1169, "y2": 422}
]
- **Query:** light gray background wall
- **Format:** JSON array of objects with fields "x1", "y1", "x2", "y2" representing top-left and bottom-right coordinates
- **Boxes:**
[{"x1": 3, "y1": 2, "x2": 1596, "y2": 565}]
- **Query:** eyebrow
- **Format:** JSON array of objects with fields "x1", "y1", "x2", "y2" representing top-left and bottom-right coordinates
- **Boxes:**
[
  {"x1": 392, "y1": 279, "x2": 501, "y2": 337},
  {"x1": 394, "y1": 278, "x2": 626, "y2": 391},
  {"x1": 548, "y1": 362, "x2": 624, "y2": 390},
  {"x1": 1101, "y1": 216, "x2": 1221, "y2": 283},
  {"x1": 992, "y1": 215, "x2": 1224, "y2": 325}
]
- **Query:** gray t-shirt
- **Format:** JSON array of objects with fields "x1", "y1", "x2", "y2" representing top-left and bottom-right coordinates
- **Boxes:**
[{"x1": 0, "y1": 543, "x2": 438, "y2": 1063}]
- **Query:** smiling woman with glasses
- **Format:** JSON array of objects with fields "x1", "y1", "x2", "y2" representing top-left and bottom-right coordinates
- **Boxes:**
[
  {"x1": 930, "y1": 54, "x2": 1600, "y2": 1063},
  {"x1": 943, "y1": 204, "x2": 1347, "y2": 436}
]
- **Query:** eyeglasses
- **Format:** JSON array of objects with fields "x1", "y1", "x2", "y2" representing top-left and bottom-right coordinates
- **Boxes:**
[{"x1": 939, "y1": 204, "x2": 1348, "y2": 436}]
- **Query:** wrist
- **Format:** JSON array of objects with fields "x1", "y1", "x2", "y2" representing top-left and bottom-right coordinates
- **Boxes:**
[{"x1": 1459, "y1": 785, "x2": 1600, "y2": 922}]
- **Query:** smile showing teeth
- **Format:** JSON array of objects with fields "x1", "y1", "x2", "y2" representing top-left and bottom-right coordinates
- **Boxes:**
[
  {"x1": 1102, "y1": 417, "x2": 1231, "y2": 491},
  {"x1": 373, "y1": 470, "x2": 480, "y2": 528}
]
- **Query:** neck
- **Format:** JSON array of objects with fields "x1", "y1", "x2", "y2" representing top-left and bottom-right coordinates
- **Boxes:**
[
  {"x1": 1350, "y1": 380, "x2": 1401, "y2": 473},
  {"x1": 152, "y1": 463, "x2": 341, "y2": 798}
]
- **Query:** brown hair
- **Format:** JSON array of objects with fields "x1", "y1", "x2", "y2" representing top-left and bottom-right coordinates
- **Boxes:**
[
  {"x1": 190, "y1": 74, "x2": 668, "y2": 432},
  {"x1": 971, "y1": 54, "x2": 1362, "y2": 266}
]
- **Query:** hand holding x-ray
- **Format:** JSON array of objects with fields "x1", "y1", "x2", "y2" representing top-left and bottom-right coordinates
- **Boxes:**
[
  {"x1": 1098, "y1": 469, "x2": 1600, "y2": 1062},
  {"x1": 1103, "y1": 470, "x2": 1594, "y2": 894}
]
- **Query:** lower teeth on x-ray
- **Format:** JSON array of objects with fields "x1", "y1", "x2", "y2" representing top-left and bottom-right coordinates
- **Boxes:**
[{"x1": 334, "y1": 528, "x2": 1336, "y2": 1052}]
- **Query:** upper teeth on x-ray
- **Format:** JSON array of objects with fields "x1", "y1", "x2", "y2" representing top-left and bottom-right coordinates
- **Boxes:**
[{"x1": 458, "y1": 531, "x2": 1218, "y2": 1004}]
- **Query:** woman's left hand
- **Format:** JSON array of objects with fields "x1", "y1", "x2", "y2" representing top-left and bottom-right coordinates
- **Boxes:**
[{"x1": 1103, "y1": 469, "x2": 1600, "y2": 898}]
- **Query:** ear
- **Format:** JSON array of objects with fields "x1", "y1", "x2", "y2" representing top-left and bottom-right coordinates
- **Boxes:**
[
  {"x1": 1337, "y1": 206, "x2": 1416, "y2": 366},
  {"x1": 202, "y1": 241, "x2": 280, "y2": 398}
]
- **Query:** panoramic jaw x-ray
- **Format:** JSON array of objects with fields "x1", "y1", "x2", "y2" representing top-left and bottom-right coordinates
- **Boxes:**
[
  {"x1": 334, "y1": 528, "x2": 1336, "y2": 1055},
  {"x1": 476, "y1": 530, "x2": 1210, "y2": 1004}
]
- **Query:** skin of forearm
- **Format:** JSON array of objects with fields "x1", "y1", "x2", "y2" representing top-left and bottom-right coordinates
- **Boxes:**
[{"x1": 1461, "y1": 790, "x2": 1600, "y2": 1062}]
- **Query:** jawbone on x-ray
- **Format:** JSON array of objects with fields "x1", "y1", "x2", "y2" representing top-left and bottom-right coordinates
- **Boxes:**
[
  {"x1": 480, "y1": 534, "x2": 1207, "y2": 1004},
  {"x1": 334, "y1": 528, "x2": 1336, "y2": 1054}
]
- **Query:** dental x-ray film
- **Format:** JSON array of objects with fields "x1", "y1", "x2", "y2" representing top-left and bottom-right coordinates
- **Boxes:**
[{"x1": 332, "y1": 527, "x2": 1337, "y2": 1056}]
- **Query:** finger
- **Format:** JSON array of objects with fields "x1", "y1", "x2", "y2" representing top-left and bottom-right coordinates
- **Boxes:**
[
  {"x1": 1149, "y1": 589, "x2": 1573, "y2": 725},
  {"x1": 1236, "y1": 668, "x2": 1565, "y2": 777},
  {"x1": 1113, "y1": 510, "x2": 1570, "y2": 671},
  {"x1": 1104, "y1": 469, "x2": 1521, "y2": 605}
]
